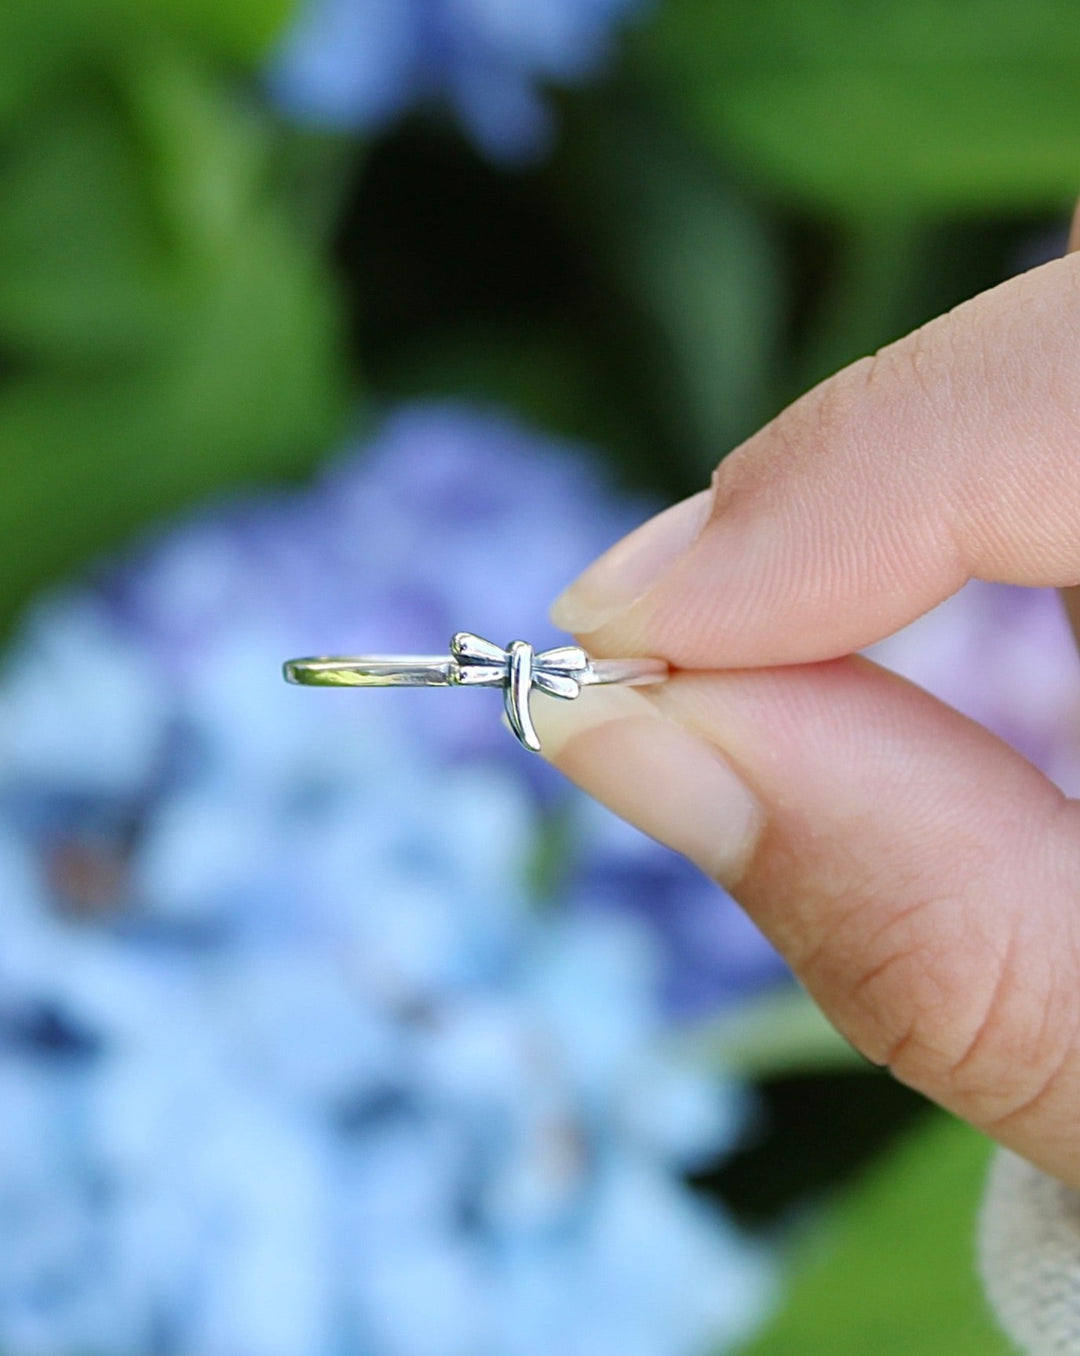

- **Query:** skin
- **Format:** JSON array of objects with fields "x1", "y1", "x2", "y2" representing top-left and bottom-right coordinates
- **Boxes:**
[{"x1": 532, "y1": 202, "x2": 1080, "y2": 1193}]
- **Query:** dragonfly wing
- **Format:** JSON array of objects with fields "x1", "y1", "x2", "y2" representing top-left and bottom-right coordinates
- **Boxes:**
[
  {"x1": 534, "y1": 645, "x2": 589, "y2": 675},
  {"x1": 453, "y1": 663, "x2": 507, "y2": 687},
  {"x1": 451, "y1": 631, "x2": 507, "y2": 664},
  {"x1": 533, "y1": 670, "x2": 580, "y2": 700}
]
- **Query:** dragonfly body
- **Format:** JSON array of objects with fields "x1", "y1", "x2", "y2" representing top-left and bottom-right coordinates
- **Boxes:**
[{"x1": 449, "y1": 631, "x2": 591, "y2": 751}]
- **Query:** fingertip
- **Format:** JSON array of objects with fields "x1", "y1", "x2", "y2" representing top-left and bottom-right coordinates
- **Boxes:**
[
  {"x1": 548, "y1": 490, "x2": 714, "y2": 637},
  {"x1": 530, "y1": 685, "x2": 765, "y2": 888},
  {"x1": 529, "y1": 684, "x2": 647, "y2": 759}
]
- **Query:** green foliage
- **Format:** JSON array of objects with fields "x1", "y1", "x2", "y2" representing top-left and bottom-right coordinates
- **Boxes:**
[
  {"x1": 561, "y1": 108, "x2": 784, "y2": 471},
  {"x1": 0, "y1": 0, "x2": 349, "y2": 629},
  {"x1": 687, "y1": 984, "x2": 865, "y2": 1080},
  {"x1": 136, "y1": 0, "x2": 298, "y2": 61},
  {"x1": 736, "y1": 1112, "x2": 1013, "y2": 1356},
  {"x1": 0, "y1": 0, "x2": 290, "y2": 116},
  {"x1": 639, "y1": 0, "x2": 1080, "y2": 215}
]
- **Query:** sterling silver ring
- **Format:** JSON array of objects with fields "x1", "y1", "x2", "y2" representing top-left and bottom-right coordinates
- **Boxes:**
[{"x1": 283, "y1": 632, "x2": 669, "y2": 753}]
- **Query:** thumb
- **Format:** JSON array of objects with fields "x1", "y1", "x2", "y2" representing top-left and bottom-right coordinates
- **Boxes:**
[{"x1": 552, "y1": 250, "x2": 1080, "y2": 667}]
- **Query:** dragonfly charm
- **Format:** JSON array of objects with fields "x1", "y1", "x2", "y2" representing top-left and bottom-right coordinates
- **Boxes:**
[
  {"x1": 284, "y1": 635, "x2": 666, "y2": 751},
  {"x1": 449, "y1": 632, "x2": 592, "y2": 752}
]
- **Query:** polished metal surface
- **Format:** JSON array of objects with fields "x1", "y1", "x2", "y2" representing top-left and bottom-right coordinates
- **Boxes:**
[{"x1": 284, "y1": 631, "x2": 669, "y2": 752}]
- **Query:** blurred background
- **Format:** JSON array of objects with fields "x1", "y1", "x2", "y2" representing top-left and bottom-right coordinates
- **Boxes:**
[{"x1": 2, "y1": 1, "x2": 1080, "y2": 1351}]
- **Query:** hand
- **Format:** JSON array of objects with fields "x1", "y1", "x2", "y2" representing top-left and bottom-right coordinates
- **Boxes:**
[{"x1": 533, "y1": 210, "x2": 1080, "y2": 1192}]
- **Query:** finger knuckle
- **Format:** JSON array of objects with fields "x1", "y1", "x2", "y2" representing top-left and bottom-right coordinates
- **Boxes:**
[
  {"x1": 775, "y1": 357, "x2": 876, "y2": 465},
  {"x1": 872, "y1": 312, "x2": 963, "y2": 416},
  {"x1": 712, "y1": 356, "x2": 877, "y2": 509},
  {"x1": 841, "y1": 905, "x2": 1080, "y2": 1130}
]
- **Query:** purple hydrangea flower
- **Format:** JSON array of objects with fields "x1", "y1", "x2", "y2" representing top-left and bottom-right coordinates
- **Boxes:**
[
  {"x1": 266, "y1": 0, "x2": 644, "y2": 161},
  {"x1": 869, "y1": 579, "x2": 1080, "y2": 795},
  {"x1": 567, "y1": 799, "x2": 789, "y2": 1019},
  {"x1": 0, "y1": 403, "x2": 778, "y2": 1355}
]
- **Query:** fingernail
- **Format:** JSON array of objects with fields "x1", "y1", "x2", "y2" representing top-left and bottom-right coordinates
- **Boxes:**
[
  {"x1": 550, "y1": 488, "x2": 713, "y2": 635},
  {"x1": 531, "y1": 685, "x2": 763, "y2": 888}
]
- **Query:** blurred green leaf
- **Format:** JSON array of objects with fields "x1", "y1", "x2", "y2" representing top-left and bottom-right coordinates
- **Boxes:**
[
  {"x1": 789, "y1": 216, "x2": 947, "y2": 393},
  {"x1": 563, "y1": 109, "x2": 783, "y2": 472},
  {"x1": 133, "y1": 0, "x2": 297, "y2": 62},
  {"x1": 379, "y1": 323, "x2": 649, "y2": 467},
  {"x1": 0, "y1": 35, "x2": 349, "y2": 627},
  {"x1": 639, "y1": 0, "x2": 1080, "y2": 215},
  {"x1": 735, "y1": 1113, "x2": 1012, "y2": 1355},
  {"x1": 0, "y1": 0, "x2": 292, "y2": 115},
  {"x1": 0, "y1": 91, "x2": 178, "y2": 364},
  {"x1": 685, "y1": 984, "x2": 865, "y2": 1079}
]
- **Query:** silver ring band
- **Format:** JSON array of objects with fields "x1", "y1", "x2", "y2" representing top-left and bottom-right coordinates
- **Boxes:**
[{"x1": 283, "y1": 631, "x2": 669, "y2": 753}]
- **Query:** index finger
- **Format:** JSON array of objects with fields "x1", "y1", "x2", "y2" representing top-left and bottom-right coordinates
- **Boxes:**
[{"x1": 552, "y1": 252, "x2": 1080, "y2": 666}]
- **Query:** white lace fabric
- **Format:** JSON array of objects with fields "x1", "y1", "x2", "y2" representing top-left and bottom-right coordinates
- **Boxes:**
[{"x1": 980, "y1": 1150, "x2": 1080, "y2": 1352}]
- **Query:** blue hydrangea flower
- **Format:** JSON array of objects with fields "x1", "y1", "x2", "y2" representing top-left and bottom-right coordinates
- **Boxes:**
[
  {"x1": 266, "y1": 0, "x2": 644, "y2": 161},
  {"x1": 0, "y1": 403, "x2": 778, "y2": 1355}
]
